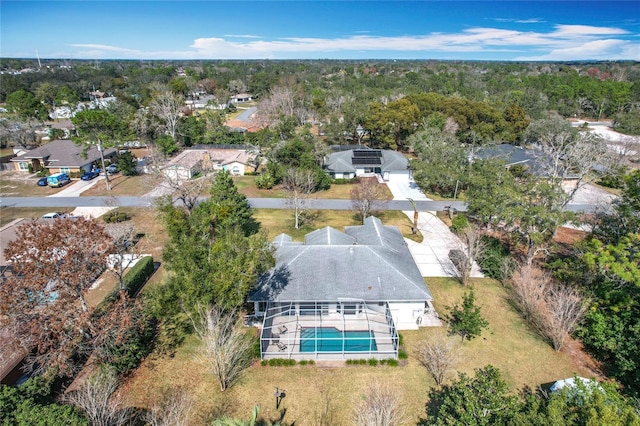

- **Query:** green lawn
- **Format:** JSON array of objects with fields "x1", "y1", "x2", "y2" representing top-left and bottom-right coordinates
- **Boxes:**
[{"x1": 233, "y1": 175, "x2": 394, "y2": 200}]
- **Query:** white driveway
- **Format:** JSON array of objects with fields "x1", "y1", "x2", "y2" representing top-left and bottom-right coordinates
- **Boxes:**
[
  {"x1": 385, "y1": 175, "x2": 483, "y2": 278},
  {"x1": 47, "y1": 177, "x2": 115, "y2": 218}
]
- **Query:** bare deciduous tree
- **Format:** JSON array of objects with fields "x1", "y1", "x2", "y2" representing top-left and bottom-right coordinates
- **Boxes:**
[
  {"x1": 143, "y1": 387, "x2": 194, "y2": 426},
  {"x1": 450, "y1": 226, "x2": 486, "y2": 286},
  {"x1": 509, "y1": 263, "x2": 588, "y2": 351},
  {"x1": 257, "y1": 84, "x2": 310, "y2": 130},
  {"x1": 149, "y1": 83, "x2": 184, "y2": 142},
  {"x1": 282, "y1": 168, "x2": 316, "y2": 229},
  {"x1": 415, "y1": 335, "x2": 458, "y2": 386},
  {"x1": 105, "y1": 222, "x2": 142, "y2": 290},
  {"x1": 509, "y1": 263, "x2": 548, "y2": 324},
  {"x1": 64, "y1": 367, "x2": 132, "y2": 426},
  {"x1": 543, "y1": 284, "x2": 588, "y2": 351},
  {"x1": 526, "y1": 115, "x2": 610, "y2": 206},
  {"x1": 351, "y1": 177, "x2": 388, "y2": 223},
  {"x1": 352, "y1": 381, "x2": 407, "y2": 426},
  {"x1": 153, "y1": 168, "x2": 213, "y2": 213},
  {"x1": 192, "y1": 305, "x2": 254, "y2": 392}
]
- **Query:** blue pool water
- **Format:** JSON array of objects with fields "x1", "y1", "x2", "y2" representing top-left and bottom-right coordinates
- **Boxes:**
[{"x1": 300, "y1": 327, "x2": 377, "y2": 352}]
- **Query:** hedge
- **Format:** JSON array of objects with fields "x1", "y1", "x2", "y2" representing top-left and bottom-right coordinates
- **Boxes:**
[
  {"x1": 122, "y1": 255, "x2": 155, "y2": 296},
  {"x1": 96, "y1": 256, "x2": 154, "y2": 312}
]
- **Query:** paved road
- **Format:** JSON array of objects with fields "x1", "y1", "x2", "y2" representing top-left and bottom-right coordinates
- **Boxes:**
[
  {"x1": 0, "y1": 196, "x2": 468, "y2": 211},
  {"x1": 235, "y1": 107, "x2": 257, "y2": 122}
]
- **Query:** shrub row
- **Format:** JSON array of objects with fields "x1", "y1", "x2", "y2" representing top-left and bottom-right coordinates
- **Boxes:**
[
  {"x1": 345, "y1": 358, "x2": 399, "y2": 366},
  {"x1": 260, "y1": 358, "x2": 311, "y2": 367},
  {"x1": 331, "y1": 177, "x2": 360, "y2": 185},
  {"x1": 103, "y1": 210, "x2": 130, "y2": 223}
]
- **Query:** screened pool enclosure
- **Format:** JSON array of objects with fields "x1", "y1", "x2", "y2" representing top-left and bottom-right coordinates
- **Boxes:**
[{"x1": 258, "y1": 300, "x2": 399, "y2": 360}]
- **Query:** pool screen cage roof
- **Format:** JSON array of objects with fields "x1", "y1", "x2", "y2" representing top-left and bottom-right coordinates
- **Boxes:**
[{"x1": 259, "y1": 300, "x2": 399, "y2": 360}]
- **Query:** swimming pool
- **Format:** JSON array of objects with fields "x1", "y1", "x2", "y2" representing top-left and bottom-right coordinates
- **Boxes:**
[{"x1": 300, "y1": 327, "x2": 377, "y2": 352}]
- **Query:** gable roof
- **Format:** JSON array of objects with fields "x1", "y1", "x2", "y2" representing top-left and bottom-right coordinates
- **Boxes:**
[
  {"x1": 11, "y1": 139, "x2": 116, "y2": 168},
  {"x1": 324, "y1": 149, "x2": 409, "y2": 173},
  {"x1": 472, "y1": 143, "x2": 580, "y2": 179},
  {"x1": 250, "y1": 216, "x2": 431, "y2": 303}
]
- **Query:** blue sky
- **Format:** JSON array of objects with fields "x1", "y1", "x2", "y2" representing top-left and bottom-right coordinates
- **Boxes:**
[{"x1": 1, "y1": 1, "x2": 639, "y2": 60}]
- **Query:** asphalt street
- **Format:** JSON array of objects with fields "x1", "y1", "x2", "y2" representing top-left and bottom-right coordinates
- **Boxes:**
[{"x1": 0, "y1": 196, "x2": 468, "y2": 211}]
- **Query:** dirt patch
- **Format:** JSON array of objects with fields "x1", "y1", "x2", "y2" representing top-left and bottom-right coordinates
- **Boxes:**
[
  {"x1": 561, "y1": 337, "x2": 603, "y2": 380},
  {"x1": 554, "y1": 226, "x2": 588, "y2": 245}
]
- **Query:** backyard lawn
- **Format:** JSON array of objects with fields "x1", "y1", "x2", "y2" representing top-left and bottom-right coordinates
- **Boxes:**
[{"x1": 122, "y1": 277, "x2": 593, "y2": 425}]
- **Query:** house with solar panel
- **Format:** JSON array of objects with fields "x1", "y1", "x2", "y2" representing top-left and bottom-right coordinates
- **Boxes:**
[
  {"x1": 323, "y1": 148, "x2": 411, "y2": 181},
  {"x1": 248, "y1": 216, "x2": 439, "y2": 361}
]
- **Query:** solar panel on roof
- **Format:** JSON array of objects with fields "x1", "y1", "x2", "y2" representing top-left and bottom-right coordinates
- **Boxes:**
[
  {"x1": 353, "y1": 150, "x2": 382, "y2": 157},
  {"x1": 352, "y1": 157, "x2": 382, "y2": 165}
]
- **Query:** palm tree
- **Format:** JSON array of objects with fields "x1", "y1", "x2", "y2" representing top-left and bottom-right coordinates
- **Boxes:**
[{"x1": 408, "y1": 198, "x2": 419, "y2": 235}]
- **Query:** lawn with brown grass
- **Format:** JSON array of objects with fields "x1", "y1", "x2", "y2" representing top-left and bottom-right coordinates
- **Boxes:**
[
  {"x1": 0, "y1": 208, "x2": 78, "y2": 226},
  {"x1": 253, "y1": 209, "x2": 421, "y2": 242},
  {"x1": 0, "y1": 171, "x2": 66, "y2": 197},
  {"x1": 81, "y1": 174, "x2": 162, "y2": 197},
  {"x1": 122, "y1": 277, "x2": 590, "y2": 425},
  {"x1": 233, "y1": 175, "x2": 393, "y2": 200}
]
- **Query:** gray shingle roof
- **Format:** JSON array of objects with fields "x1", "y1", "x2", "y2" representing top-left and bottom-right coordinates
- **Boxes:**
[
  {"x1": 12, "y1": 139, "x2": 116, "y2": 168},
  {"x1": 250, "y1": 216, "x2": 431, "y2": 303},
  {"x1": 324, "y1": 149, "x2": 409, "y2": 174}
]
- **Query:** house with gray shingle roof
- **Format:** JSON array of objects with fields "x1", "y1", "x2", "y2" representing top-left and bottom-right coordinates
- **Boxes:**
[
  {"x1": 10, "y1": 139, "x2": 116, "y2": 175},
  {"x1": 249, "y1": 216, "x2": 437, "y2": 360},
  {"x1": 323, "y1": 149, "x2": 410, "y2": 181}
]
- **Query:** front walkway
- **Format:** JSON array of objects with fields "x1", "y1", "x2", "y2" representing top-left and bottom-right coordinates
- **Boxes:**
[{"x1": 385, "y1": 175, "x2": 483, "y2": 278}]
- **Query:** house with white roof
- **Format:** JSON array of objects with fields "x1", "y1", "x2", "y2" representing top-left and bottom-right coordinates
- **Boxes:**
[{"x1": 249, "y1": 216, "x2": 438, "y2": 360}]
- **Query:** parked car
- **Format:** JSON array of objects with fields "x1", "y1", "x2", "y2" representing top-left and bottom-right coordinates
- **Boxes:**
[
  {"x1": 37, "y1": 177, "x2": 48, "y2": 186},
  {"x1": 46, "y1": 172, "x2": 71, "y2": 188},
  {"x1": 80, "y1": 170, "x2": 99, "y2": 181},
  {"x1": 41, "y1": 212, "x2": 62, "y2": 219},
  {"x1": 106, "y1": 164, "x2": 119, "y2": 175}
]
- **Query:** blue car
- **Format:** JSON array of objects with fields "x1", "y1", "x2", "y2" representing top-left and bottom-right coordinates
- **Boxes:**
[
  {"x1": 37, "y1": 177, "x2": 48, "y2": 186},
  {"x1": 81, "y1": 170, "x2": 99, "y2": 181}
]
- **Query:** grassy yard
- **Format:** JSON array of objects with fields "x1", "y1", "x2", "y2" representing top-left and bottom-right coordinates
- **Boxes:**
[
  {"x1": 0, "y1": 171, "x2": 66, "y2": 197},
  {"x1": 81, "y1": 173, "x2": 162, "y2": 197},
  {"x1": 233, "y1": 175, "x2": 394, "y2": 200},
  {"x1": 122, "y1": 277, "x2": 591, "y2": 425},
  {"x1": 254, "y1": 209, "x2": 422, "y2": 243},
  {"x1": 0, "y1": 208, "x2": 78, "y2": 226}
]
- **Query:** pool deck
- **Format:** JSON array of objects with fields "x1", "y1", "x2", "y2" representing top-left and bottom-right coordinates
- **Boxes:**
[{"x1": 261, "y1": 314, "x2": 398, "y2": 360}]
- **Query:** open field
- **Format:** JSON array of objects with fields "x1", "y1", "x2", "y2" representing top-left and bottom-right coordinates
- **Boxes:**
[{"x1": 122, "y1": 277, "x2": 592, "y2": 425}]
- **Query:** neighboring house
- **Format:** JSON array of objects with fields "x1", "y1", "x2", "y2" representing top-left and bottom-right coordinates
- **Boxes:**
[
  {"x1": 10, "y1": 139, "x2": 116, "y2": 174},
  {"x1": 249, "y1": 216, "x2": 438, "y2": 360},
  {"x1": 161, "y1": 147, "x2": 252, "y2": 180},
  {"x1": 208, "y1": 148, "x2": 252, "y2": 175},
  {"x1": 186, "y1": 94, "x2": 226, "y2": 110},
  {"x1": 323, "y1": 148, "x2": 411, "y2": 181},
  {"x1": 162, "y1": 149, "x2": 206, "y2": 180},
  {"x1": 230, "y1": 93, "x2": 254, "y2": 103},
  {"x1": 471, "y1": 143, "x2": 580, "y2": 183}
]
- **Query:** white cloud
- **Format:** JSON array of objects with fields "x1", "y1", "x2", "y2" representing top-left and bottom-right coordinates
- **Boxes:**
[
  {"x1": 65, "y1": 24, "x2": 638, "y2": 60},
  {"x1": 516, "y1": 39, "x2": 639, "y2": 61},
  {"x1": 223, "y1": 34, "x2": 262, "y2": 39},
  {"x1": 70, "y1": 44, "x2": 141, "y2": 54}
]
